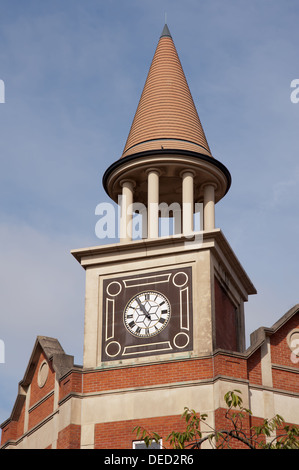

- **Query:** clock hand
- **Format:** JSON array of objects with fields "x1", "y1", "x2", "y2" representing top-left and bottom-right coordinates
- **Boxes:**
[{"x1": 136, "y1": 297, "x2": 151, "y2": 320}]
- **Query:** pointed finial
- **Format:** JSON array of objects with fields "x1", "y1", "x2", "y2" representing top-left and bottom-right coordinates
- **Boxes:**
[{"x1": 160, "y1": 23, "x2": 172, "y2": 38}]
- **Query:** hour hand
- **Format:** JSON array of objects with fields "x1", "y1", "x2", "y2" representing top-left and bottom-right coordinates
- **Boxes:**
[{"x1": 136, "y1": 297, "x2": 151, "y2": 319}]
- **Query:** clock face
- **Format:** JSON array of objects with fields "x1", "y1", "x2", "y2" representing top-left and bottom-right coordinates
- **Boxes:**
[
  {"x1": 124, "y1": 291, "x2": 171, "y2": 338},
  {"x1": 101, "y1": 267, "x2": 193, "y2": 362}
]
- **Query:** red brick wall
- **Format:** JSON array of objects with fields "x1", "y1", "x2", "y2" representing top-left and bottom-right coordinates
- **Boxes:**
[
  {"x1": 270, "y1": 314, "x2": 299, "y2": 392},
  {"x1": 28, "y1": 394, "x2": 54, "y2": 430},
  {"x1": 94, "y1": 415, "x2": 188, "y2": 449},
  {"x1": 214, "y1": 277, "x2": 238, "y2": 351},
  {"x1": 1, "y1": 350, "x2": 56, "y2": 446},
  {"x1": 214, "y1": 408, "x2": 251, "y2": 449},
  {"x1": 59, "y1": 371, "x2": 82, "y2": 402},
  {"x1": 82, "y1": 357, "x2": 214, "y2": 394},
  {"x1": 16, "y1": 401, "x2": 25, "y2": 440},
  {"x1": 247, "y1": 349, "x2": 262, "y2": 385},
  {"x1": 270, "y1": 314, "x2": 299, "y2": 367},
  {"x1": 1, "y1": 421, "x2": 18, "y2": 445},
  {"x1": 249, "y1": 416, "x2": 267, "y2": 448},
  {"x1": 213, "y1": 354, "x2": 247, "y2": 380},
  {"x1": 57, "y1": 424, "x2": 81, "y2": 449},
  {"x1": 272, "y1": 368, "x2": 299, "y2": 393},
  {"x1": 2, "y1": 313, "x2": 298, "y2": 449},
  {"x1": 27, "y1": 352, "x2": 55, "y2": 431},
  {"x1": 29, "y1": 352, "x2": 55, "y2": 408},
  {"x1": 94, "y1": 410, "x2": 281, "y2": 449}
]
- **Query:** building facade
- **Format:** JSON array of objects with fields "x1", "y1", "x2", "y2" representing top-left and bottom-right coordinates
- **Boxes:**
[{"x1": 1, "y1": 24, "x2": 298, "y2": 450}]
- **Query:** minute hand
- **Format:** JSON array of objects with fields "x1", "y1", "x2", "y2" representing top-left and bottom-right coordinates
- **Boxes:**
[{"x1": 136, "y1": 297, "x2": 151, "y2": 319}]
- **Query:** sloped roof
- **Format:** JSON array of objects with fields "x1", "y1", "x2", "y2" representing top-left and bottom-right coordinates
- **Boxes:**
[
  {"x1": 121, "y1": 24, "x2": 212, "y2": 159},
  {"x1": 1, "y1": 336, "x2": 74, "y2": 427},
  {"x1": 248, "y1": 304, "x2": 299, "y2": 353},
  {"x1": 20, "y1": 336, "x2": 74, "y2": 386}
]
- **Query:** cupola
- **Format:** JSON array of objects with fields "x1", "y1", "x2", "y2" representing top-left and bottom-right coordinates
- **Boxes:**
[{"x1": 103, "y1": 24, "x2": 231, "y2": 242}]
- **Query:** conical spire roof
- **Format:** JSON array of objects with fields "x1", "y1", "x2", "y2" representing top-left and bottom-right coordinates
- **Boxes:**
[{"x1": 121, "y1": 24, "x2": 212, "y2": 159}]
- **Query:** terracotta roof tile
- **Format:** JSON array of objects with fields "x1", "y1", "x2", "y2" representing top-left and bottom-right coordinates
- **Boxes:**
[{"x1": 121, "y1": 26, "x2": 212, "y2": 159}]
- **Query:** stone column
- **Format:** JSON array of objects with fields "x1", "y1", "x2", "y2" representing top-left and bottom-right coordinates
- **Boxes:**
[
  {"x1": 147, "y1": 169, "x2": 160, "y2": 239},
  {"x1": 203, "y1": 183, "x2": 216, "y2": 231},
  {"x1": 181, "y1": 171, "x2": 194, "y2": 236},
  {"x1": 119, "y1": 180, "x2": 134, "y2": 242}
]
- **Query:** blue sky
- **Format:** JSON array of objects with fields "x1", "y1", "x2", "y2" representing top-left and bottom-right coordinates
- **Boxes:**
[{"x1": 0, "y1": 0, "x2": 298, "y2": 425}]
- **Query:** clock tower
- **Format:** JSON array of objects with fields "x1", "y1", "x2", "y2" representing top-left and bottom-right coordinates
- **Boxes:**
[
  {"x1": 72, "y1": 24, "x2": 256, "y2": 369},
  {"x1": 2, "y1": 24, "x2": 298, "y2": 451}
]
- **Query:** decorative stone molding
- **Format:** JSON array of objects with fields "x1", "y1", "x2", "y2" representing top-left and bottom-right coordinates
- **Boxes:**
[
  {"x1": 287, "y1": 328, "x2": 299, "y2": 356},
  {"x1": 37, "y1": 361, "x2": 49, "y2": 388}
]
